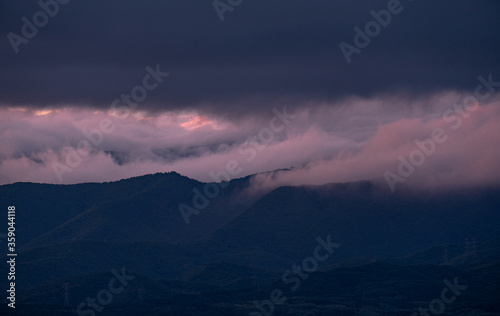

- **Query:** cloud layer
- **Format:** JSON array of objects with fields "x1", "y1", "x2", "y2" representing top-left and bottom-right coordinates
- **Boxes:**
[
  {"x1": 1, "y1": 90, "x2": 499, "y2": 192},
  {"x1": 1, "y1": 0, "x2": 499, "y2": 117},
  {"x1": 1, "y1": 1, "x2": 499, "y2": 189}
]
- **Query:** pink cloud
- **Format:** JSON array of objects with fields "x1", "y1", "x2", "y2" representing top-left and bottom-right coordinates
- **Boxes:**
[{"x1": 1, "y1": 91, "x2": 499, "y2": 194}]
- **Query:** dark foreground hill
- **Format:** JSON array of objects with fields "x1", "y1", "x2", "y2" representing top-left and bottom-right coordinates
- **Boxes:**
[{"x1": 3, "y1": 245, "x2": 500, "y2": 315}]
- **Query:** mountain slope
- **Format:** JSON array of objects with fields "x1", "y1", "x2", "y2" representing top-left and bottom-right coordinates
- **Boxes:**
[
  {"x1": 0, "y1": 172, "x2": 256, "y2": 249},
  {"x1": 205, "y1": 182, "x2": 500, "y2": 261}
]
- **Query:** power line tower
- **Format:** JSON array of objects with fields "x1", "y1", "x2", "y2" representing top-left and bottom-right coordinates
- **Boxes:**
[
  {"x1": 442, "y1": 245, "x2": 449, "y2": 265},
  {"x1": 470, "y1": 238, "x2": 477, "y2": 257},
  {"x1": 50, "y1": 276, "x2": 57, "y2": 305},
  {"x1": 361, "y1": 281, "x2": 366, "y2": 302},
  {"x1": 182, "y1": 263, "x2": 189, "y2": 294},
  {"x1": 251, "y1": 258, "x2": 259, "y2": 292},
  {"x1": 465, "y1": 238, "x2": 477, "y2": 258},
  {"x1": 170, "y1": 281, "x2": 174, "y2": 305},
  {"x1": 62, "y1": 283, "x2": 70, "y2": 307},
  {"x1": 138, "y1": 288, "x2": 145, "y2": 301}
]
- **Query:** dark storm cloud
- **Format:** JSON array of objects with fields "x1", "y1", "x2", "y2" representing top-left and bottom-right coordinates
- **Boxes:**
[{"x1": 1, "y1": 0, "x2": 499, "y2": 117}]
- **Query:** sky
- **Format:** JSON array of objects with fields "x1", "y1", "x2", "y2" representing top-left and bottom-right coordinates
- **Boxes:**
[{"x1": 1, "y1": 0, "x2": 499, "y2": 192}]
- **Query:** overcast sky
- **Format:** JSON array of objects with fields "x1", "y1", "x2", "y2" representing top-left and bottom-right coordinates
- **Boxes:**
[{"x1": 1, "y1": 0, "x2": 499, "y2": 191}]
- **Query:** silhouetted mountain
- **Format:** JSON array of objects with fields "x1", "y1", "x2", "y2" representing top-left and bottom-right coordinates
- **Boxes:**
[
  {"x1": 0, "y1": 172, "x2": 255, "y2": 250},
  {"x1": 205, "y1": 182, "x2": 500, "y2": 262},
  {"x1": 1, "y1": 172, "x2": 499, "y2": 315}
]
